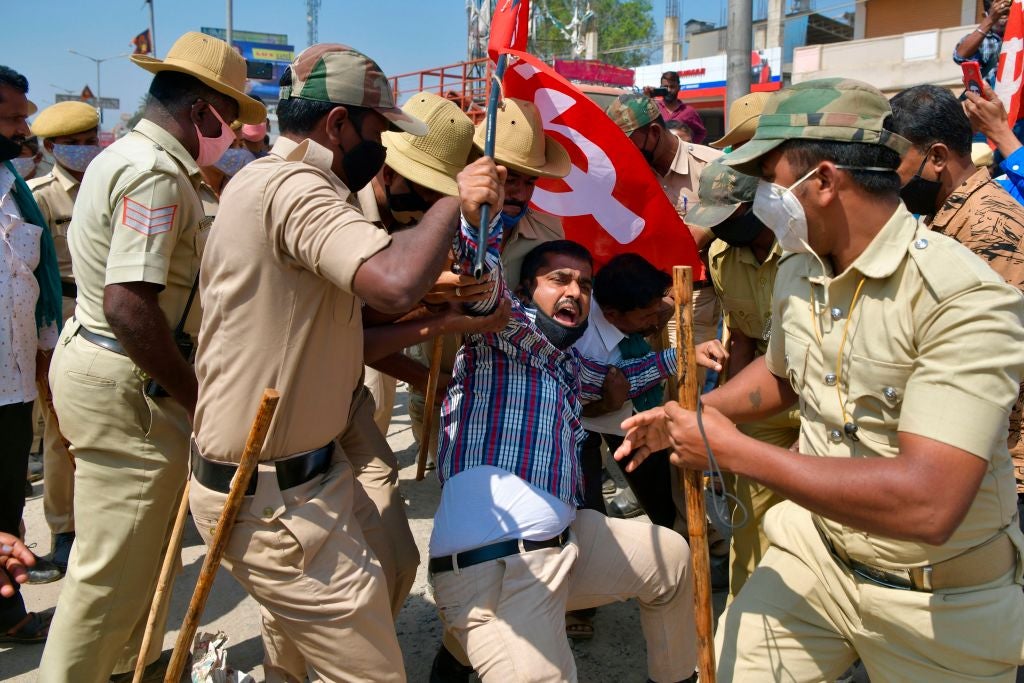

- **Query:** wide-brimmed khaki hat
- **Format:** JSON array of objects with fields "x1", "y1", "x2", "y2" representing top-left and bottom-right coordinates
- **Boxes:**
[
  {"x1": 473, "y1": 98, "x2": 570, "y2": 179},
  {"x1": 131, "y1": 31, "x2": 266, "y2": 124},
  {"x1": 382, "y1": 92, "x2": 473, "y2": 196},
  {"x1": 710, "y1": 91, "x2": 772, "y2": 150}
]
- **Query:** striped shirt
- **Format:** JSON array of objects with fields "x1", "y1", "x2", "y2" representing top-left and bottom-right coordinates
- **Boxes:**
[{"x1": 436, "y1": 217, "x2": 677, "y2": 505}]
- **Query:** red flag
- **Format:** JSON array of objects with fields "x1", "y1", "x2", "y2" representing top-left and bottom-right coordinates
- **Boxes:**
[
  {"x1": 488, "y1": 0, "x2": 530, "y2": 62},
  {"x1": 501, "y1": 49, "x2": 704, "y2": 277},
  {"x1": 131, "y1": 29, "x2": 152, "y2": 56},
  {"x1": 996, "y1": 0, "x2": 1024, "y2": 122}
]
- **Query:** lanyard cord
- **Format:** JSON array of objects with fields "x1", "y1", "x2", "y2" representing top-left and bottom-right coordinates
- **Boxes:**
[
  {"x1": 695, "y1": 397, "x2": 750, "y2": 530},
  {"x1": 809, "y1": 277, "x2": 867, "y2": 439}
]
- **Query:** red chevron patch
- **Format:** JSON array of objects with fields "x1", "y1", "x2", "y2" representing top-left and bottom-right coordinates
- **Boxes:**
[{"x1": 121, "y1": 197, "x2": 177, "y2": 235}]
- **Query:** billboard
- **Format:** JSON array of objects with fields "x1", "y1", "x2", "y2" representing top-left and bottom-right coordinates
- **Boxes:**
[
  {"x1": 634, "y1": 47, "x2": 783, "y2": 91},
  {"x1": 201, "y1": 28, "x2": 293, "y2": 103}
]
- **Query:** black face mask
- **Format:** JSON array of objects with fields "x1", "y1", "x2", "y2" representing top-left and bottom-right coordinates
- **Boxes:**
[
  {"x1": 533, "y1": 306, "x2": 589, "y2": 350},
  {"x1": 0, "y1": 133, "x2": 24, "y2": 162},
  {"x1": 899, "y1": 152, "x2": 943, "y2": 217},
  {"x1": 340, "y1": 117, "x2": 386, "y2": 192},
  {"x1": 712, "y1": 209, "x2": 765, "y2": 248},
  {"x1": 638, "y1": 128, "x2": 657, "y2": 166},
  {"x1": 385, "y1": 182, "x2": 431, "y2": 226}
]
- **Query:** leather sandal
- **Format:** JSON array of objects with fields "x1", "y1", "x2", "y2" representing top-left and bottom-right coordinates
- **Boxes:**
[{"x1": 0, "y1": 611, "x2": 50, "y2": 644}]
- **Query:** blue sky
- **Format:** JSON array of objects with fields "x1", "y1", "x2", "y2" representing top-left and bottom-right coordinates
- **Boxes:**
[{"x1": 5, "y1": 0, "x2": 744, "y2": 128}]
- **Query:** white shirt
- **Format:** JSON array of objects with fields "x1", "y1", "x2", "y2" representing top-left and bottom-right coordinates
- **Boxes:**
[
  {"x1": 0, "y1": 166, "x2": 53, "y2": 406},
  {"x1": 573, "y1": 300, "x2": 631, "y2": 436},
  {"x1": 429, "y1": 465, "x2": 575, "y2": 557}
]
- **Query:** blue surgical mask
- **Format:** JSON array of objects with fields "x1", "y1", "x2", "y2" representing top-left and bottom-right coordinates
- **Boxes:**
[
  {"x1": 213, "y1": 147, "x2": 256, "y2": 177},
  {"x1": 52, "y1": 144, "x2": 102, "y2": 173},
  {"x1": 9, "y1": 157, "x2": 36, "y2": 178}
]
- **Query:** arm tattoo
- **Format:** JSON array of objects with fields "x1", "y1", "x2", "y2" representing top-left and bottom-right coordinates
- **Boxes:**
[{"x1": 748, "y1": 388, "x2": 762, "y2": 410}]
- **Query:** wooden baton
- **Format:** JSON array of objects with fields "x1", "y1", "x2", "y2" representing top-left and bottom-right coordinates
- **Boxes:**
[
  {"x1": 165, "y1": 388, "x2": 281, "y2": 682},
  {"x1": 673, "y1": 266, "x2": 717, "y2": 683},
  {"x1": 415, "y1": 336, "x2": 445, "y2": 481},
  {"x1": 133, "y1": 480, "x2": 190, "y2": 683}
]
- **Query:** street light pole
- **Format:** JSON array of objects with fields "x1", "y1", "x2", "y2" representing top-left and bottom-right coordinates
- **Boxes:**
[{"x1": 68, "y1": 50, "x2": 130, "y2": 126}]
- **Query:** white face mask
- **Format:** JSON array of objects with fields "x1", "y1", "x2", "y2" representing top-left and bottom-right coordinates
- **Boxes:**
[{"x1": 752, "y1": 166, "x2": 819, "y2": 254}]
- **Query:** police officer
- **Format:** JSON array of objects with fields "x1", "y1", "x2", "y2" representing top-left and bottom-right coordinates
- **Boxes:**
[
  {"x1": 618, "y1": 78, "x2": 1024, "y2": 681},
  {"x1": 40, "y1": 32, "x2": 265, "y2": 681},
  {"x1": 25, "y1": 100, "x2": 101, "y2": 582},
  {"x1": 689, "y1": 161, "x2": 800, "y2": 599},
  {"x1": 188, "y1": 44, "x2": 495, "y2": 681}
]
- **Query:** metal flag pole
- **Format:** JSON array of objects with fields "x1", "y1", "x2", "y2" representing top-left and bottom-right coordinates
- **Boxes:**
[{"x1": 474, "y1": 53, "x2": 509, "y2": 279}]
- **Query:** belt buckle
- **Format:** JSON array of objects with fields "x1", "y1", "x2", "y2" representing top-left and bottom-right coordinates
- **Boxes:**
[{"x1": 851, "y1": 563, "x2": 913, "y2": 591}]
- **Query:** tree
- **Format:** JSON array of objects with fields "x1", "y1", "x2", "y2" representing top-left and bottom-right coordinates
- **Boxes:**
[{"x1": 531, "y1": 0, "x2": 656, "y2": 68}]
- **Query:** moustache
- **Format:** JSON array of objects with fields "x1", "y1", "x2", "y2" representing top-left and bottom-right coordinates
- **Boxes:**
[{"x1": 503, "y1": 198, "x2": 527, "y2": 209}]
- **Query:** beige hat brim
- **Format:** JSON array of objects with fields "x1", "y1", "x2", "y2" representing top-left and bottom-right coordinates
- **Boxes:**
[
  {"x1": 382, "y1": 131, "x2": 461, "y2": 196},
  {"x1": 131, "y1": 54, "x2": 266, "y2": 125},
  {"x1": 476, "y1": 134, "x2": 572, "y2": 179},
  {"x1": 27, "y1": 100, "x2": 38, "y2": 117},
  {"x1": 710, "y1": 114, "x2": 758, "y2": 150}
]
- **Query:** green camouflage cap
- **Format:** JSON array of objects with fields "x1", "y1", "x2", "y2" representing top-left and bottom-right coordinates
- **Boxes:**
[
  {"x1": 280, "y1": 44, "x2": 427, "y2": 135},
  {"x1": 721, "y1": 78, "x2": 910, "y2": 177},
  {"x1": 605, "y1": 93, "x2": 661, "y2": 135},
  {"x1": 686, "y1": 160, "x2": 759, "y2": 229}
]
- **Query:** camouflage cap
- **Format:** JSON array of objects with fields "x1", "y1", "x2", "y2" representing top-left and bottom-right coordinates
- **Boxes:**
[
  {"x1": 686, "y1": 160, "x2": 759, "y2": 229},
  {"x1": 280, "y1": 44, "x2": 427, "y2": 135},
  {"x1": 604, "y1": 93, "x2": 661, "y2": 135},
  {"x1": 721, "y1": 78, "x2": 911, "y2": 177}
]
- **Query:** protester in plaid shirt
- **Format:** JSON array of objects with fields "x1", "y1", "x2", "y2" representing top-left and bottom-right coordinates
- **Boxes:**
[
  {"x1": 427, "y1": 157, "x2": 718, "y2": 683},
  {"x1": 954, "y1": 0, "x2": 1012, "y2": 86}
]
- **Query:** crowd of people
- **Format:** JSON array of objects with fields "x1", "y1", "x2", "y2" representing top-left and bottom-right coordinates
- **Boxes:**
[{"x1": 0, "y1": 9, "x2": 1023, "y2": 682}]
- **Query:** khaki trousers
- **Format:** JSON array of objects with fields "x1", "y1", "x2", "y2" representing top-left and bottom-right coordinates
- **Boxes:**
[
  {"x1": 716, "y1": 501, "x2": 1024, "y2": 682},
  {"x1": 42, "y1": 299, "x2": 77, "y2": 535},
  {"x1": 363, "y1": 365, "x2": 397, "y2": 436},
  {"x1": 431, "y1": 510, "x2": 697, "y2": 682},
  {"x1": 190, "y1": 455, "x2": 404, "y2": 683},
  {"x1": 39, "y1": 327, "x2": 189, "y2": 681},
  {"x1": 340, "y1": 385, "x2": 420, "y2": 618}
]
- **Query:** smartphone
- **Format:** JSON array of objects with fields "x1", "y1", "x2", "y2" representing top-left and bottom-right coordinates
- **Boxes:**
[
  {"x1": 962, "y1": 61, "x2": 984, "y2": 95},
  {"x1": 651, "y1": 87, "x2": 669, "y2": 97}
]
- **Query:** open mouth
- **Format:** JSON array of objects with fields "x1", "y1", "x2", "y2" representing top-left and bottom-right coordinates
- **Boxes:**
[{"x1": 553, "y1": 301, "x2": 579, "y2": 325}]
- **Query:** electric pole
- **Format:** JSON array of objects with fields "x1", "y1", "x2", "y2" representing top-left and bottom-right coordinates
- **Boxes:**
[{"x1": 726, "y1": 0, "x2": 753, "y2": 113}]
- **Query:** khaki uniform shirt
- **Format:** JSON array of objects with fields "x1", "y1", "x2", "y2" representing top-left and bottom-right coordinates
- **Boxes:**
[
  {"x1": 193, "y1": 136, "x2": 391, "y2": 462},
  {"x1": 766, "y1": 206, "x2": 1024, "y2": 568},
  {"x1": 711, "y1": 239, "x2": 800, "y2": 435},
  {"x1": 501, "y1": 209, "x2": 564, "y2": 287},
  {"x1": 928, "y1": 168, "x2": 1024, "y2": 491},
  {"x1": 659, "y1": 140, "x2": 721, "y2": 221},
  {"x1": 27, "y1": 163, "x2": 78, "y2": 282},
  {"x1": 69, "y1": 118, "x2": 207, "y2": 338}
]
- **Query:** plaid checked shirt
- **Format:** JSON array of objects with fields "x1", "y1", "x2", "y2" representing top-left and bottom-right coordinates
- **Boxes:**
[
  {"x1": 436, "y1": 217, "x2": 677, "y2": 506},
  {"x1": 954, "y1": 30, "x2": 1002, "y2": 85}
]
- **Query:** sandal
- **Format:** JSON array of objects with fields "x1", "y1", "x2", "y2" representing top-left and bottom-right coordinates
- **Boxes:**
[
  {"x1": 0, "y1": 610, "x2": 51, "y2": 644},
  {"x1": 565, "y1": 611, "x2": 595, "y2": 641}
]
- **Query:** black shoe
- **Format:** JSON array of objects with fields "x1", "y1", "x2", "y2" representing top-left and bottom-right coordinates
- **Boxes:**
[
  {"x1": 50, "y1": 532, "x2": 74, "y2": 573},
  {"x1": 430, "y1": 644, "x2": 474, "y2": 683},
  {"x1": 26, "y1": 556, "x2": 63, "y2": 584},
  {"x1": 606, "y1": 488, "x2": 644, "y2": 519}
]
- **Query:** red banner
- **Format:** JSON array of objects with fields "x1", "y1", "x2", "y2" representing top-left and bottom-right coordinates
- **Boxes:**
[
  {"x1": 996, "y1": 0, "x2": 1024, "y2": 122},
  {"x1": 131, "y1": 29, "x2": 153, "y2": 56},
  {"x1": 488, "y1": 0, "x2": 530, "y2": 63},
  {"x1": 501, "y1": 49, "x2": 703, "y2": 277},
  {"x1": 553, "y1": 59, "x2": 635, "y2": 87}
]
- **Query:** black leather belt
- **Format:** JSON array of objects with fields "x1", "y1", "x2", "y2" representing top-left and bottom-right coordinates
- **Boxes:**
[
  {"x1": 75, "y1": 324, "x2": 126, "y2": 356},
  {"x1": 428, "y1": 530, "x2": 570, "y2": 574},
  {"x1": 190, "y1": 440, "x2": 333, "y2": 496},
  {"x1": 693, "y1": 278, "x2": 713, "y2": 290},
  {"x1": 60, "y1": 280, "x2": 77, "y2": 299}
]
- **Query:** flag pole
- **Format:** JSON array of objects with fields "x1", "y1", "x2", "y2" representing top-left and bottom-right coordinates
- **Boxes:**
[
  {"x1": 147, "y1": 0, "x2": 157, "y2": 58},
  {"x1": 474, "y1": 53, "x2": 508, "y2": 279}
]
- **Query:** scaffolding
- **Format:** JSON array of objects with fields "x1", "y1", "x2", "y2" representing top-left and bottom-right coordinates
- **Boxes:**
[{"x1": 388, "y1": 58, "x2": 492, "y2": 124}]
